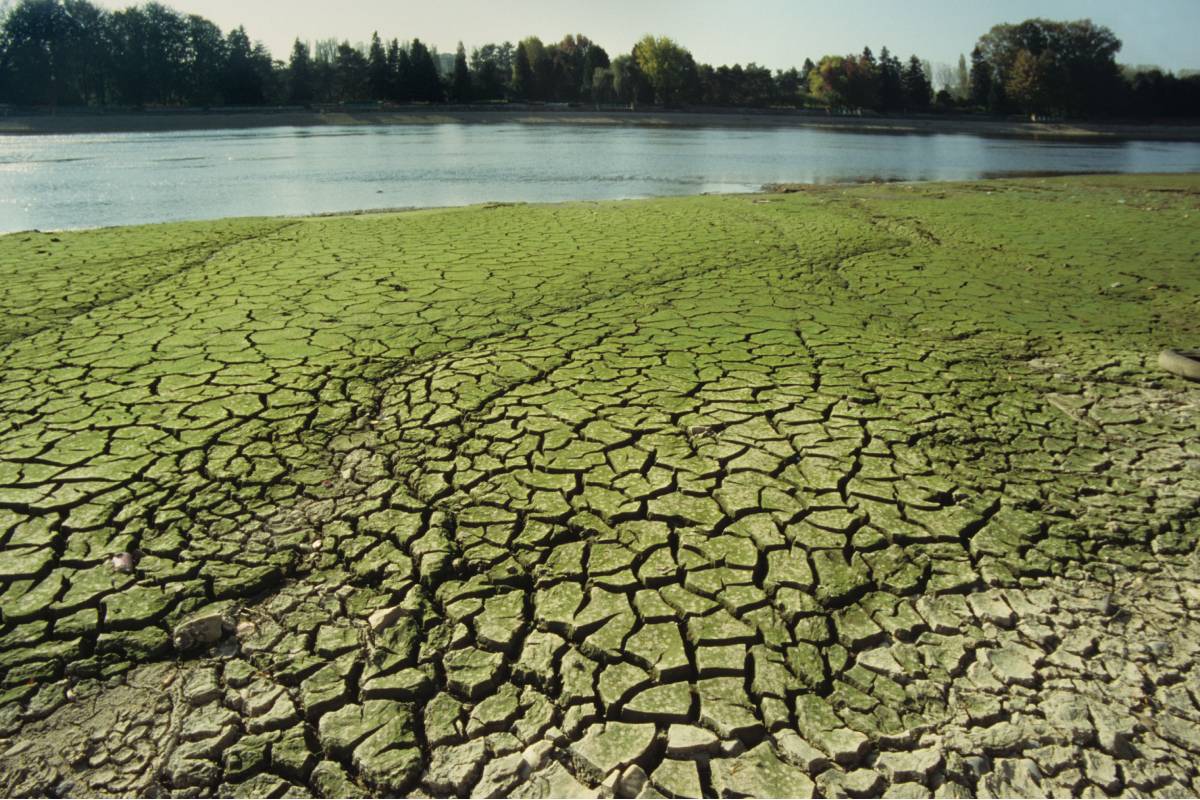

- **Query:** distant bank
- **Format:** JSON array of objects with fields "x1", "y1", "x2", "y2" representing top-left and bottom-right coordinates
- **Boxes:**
[{"x1": 3, "y1": 107, "x2": 1200, "y2": 143}]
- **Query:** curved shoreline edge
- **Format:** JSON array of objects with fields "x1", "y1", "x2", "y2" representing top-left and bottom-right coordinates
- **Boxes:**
[{"x1": 3, "y1": 106, "x2": 1200, "y2": 142}]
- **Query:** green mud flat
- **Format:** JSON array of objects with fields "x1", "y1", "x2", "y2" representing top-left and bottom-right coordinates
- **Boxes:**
[{"x1": 0, "y1": 175, "x2": 1198, "y2": 797}]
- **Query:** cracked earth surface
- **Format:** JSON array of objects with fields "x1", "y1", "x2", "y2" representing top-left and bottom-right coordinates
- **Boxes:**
[{"x1": 0, "y1": 174, "x2": 1198, "y2": 798}]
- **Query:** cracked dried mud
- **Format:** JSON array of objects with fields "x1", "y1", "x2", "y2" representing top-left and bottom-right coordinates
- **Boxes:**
[{"x1": 0, "y1": 174, "x2": 1198, "y2": 798}]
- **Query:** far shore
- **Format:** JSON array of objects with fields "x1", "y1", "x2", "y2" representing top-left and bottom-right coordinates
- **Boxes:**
[{"x1": 3, "y1": 105, "x2": 1200, "y2": 142}]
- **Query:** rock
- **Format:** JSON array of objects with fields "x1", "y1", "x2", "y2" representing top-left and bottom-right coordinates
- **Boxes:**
[
  {"x1": 426, "y1": 740, "x2": 486, "y2": 796},
  {"x1": 110, "y1": 552, "x2": 135, "y2": 574},
  {"x1": 173, "y1": 603, "x2": 233, "y2": 652},
  {"x1": 980, "y1": 757, "x2": 1044, "y2": 798},
  {"x1": 616, "y1": 765, "x2": 649, "y2": 798},
  {"x1": 1083, "y1": 751, "x2": 1121, "y2": 794},
  {"x1": 773, "y1": 730, "x2": 831, "y2": 773},
  {"x1": 710, "y1": 741, "x2": 816, "y2": 797},
  {"x1": 982, "y1": 644, "x2": 1041, "y2": 687},
  {"x1": 967, "y1": 592, "x2": 1015, "y2": 628},
  {"x1": 665, "y1": 724, "x2": 719, "y2": 758},
  {"x1": 842, "y1": 768, "x2": 886, "y2": 797},
  {"x1": 877, "y1": 747, "x2": 943, "y2": 783},
  {"x1": 520, "y1": 740, "x2": 554, "y2": 777},
  {"x1": 624, "y1": 682, "x2": 691, "y2": 723},
  {"x1": 651, "y1": 759, "x2": 702, "y2": 799},
  {"x1": 471, "y1": 752, "x2": 524, "y2": 798},
  {"x1": 884, "y1": 781, "x2": 933, "y2": 798},
  {"x1": 570, "y1": 722, "x2": 656, "y2": 782},
  {"x1": 310, "y1": 760, "x2": 366, "y2": 798}
]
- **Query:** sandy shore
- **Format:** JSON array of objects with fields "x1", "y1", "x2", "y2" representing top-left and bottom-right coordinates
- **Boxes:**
[{"x1": 2, "y1": 106, "x2": 1199, "y2": 142}]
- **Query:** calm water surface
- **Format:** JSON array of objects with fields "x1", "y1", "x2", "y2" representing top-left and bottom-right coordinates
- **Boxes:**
[{"x1": 2, "y1": 123, "x2": 1199, "y2": 232}]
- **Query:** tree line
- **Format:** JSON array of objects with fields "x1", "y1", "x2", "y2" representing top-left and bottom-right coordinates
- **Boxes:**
[{"x1": 1, "y1": 0, "x2": 1196, "y2": 118}]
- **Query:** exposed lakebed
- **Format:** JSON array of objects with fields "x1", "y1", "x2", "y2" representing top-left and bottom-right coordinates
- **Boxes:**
[
  {"x1": 0, "y1": 176, "x2": 1197, "y2": 796},
  {"x1": 2, "y1": 122, "x2": 1200, "y2": 233}
]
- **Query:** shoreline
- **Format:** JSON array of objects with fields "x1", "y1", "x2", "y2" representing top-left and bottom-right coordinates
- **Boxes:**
[
  {"x1": 3, "y1": 106, "x2": 1200, "y2": 142},
  {"x1": 7, "y1": 171, "x2": 1197, "y2": 238}
]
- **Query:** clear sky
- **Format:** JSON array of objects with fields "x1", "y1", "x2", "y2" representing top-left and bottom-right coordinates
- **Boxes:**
[{"x1": 90, "y1": 0, "x2": 1200, "y2": 74}]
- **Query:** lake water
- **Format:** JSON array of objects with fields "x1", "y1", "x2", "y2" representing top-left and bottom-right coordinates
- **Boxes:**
[{"x1": 2, "y1": 123, "x2": 1199, "y2": 233}]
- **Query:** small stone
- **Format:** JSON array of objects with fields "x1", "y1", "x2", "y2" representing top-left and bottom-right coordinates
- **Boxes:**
[
  {"x1": 111, "y1": 552, "x2": 135, "y2": 574},
  {"x1": 173, "y1": 604, "x2": 233, "y2": 652}
]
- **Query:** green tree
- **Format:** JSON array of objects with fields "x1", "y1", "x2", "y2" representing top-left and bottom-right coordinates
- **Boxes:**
[
  {"x1": 954, "y1": 53, "x2": 969, "y2": 101},
  {"x1": 333, "y1": 40, "x2": 367, "y2": 102},
  {"x1": 288, "y1": 38, "x2": 313, "y2": 105},
  {"x1": 1007, "y1": 48, "x2": 1058, "y2": 116},
  {"x1": 470, "y1": 43, "x2": 509, "y2": 100},
  {"x1": 60, "y1": 0, "x2": 110, "y2": 105},
  {"x1": 632, "y1": 35, "x2": 691, "y2": 105},
  {"x1": 183, "y1": 14, "x2": 225, "y2": 106},
  {"x1": 774, "y1": 67, "x2": 803, "y2": 106},
  {"x1": 511, "y1": 40, "x2": 532, "y2": 99},
  {"x1": 590, "y1": 65, "x2": 613, "y2": 105},
  {"x1": 220, "y1": 26, "x2": 265, "y2": 104},
  {"x1": 518, "y1": 36, "x2": 548, "y2": 100},
  {"x1": 975, "y1": 18, "x2": 1122, "y2": 115},
  {"x1": 611, "y1": 53, "x2": 645, "y2": 108},
  {"x1": 0, "y1": 0, "x2": 76, "y2": 107},
  {"x1": 808, "y1": 52, "x2": 879, "y2": 109},
  {"x1": 450, "y1": 41, "x2": 470, "y2": 101},
  {"x1": 579, "y1": 40, "x2": 609, "y2": 101},
  {"x1": 142, "y1": 2, "x2": 188, "y2": 103}
]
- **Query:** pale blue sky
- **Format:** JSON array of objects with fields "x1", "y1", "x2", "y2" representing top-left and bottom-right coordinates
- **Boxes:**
[{"x1": 91, "y1": 0, "x2": 1200, "y2": 73}]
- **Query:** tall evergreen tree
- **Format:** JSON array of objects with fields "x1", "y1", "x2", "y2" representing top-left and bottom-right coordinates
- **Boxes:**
[
  {"x1": 878, "y1": 47, "x2": 903, "y2": 111},
  {"x1": 800, "y1": 57, "x2": 816, "y2": 84},
  {"x1": 902, "y1": 53, "x2": 931, "y2": 109},
  {"x1": 221, "y1": 26, "x2": 263, "y2": 104},
  {"x1": 287, "y1": 38, "x2": 313, "y2": 105},
  {"x1": 366, "y1": 32, "x2": 388, "y2": 100},
  {"x1": 394, "y1": 45, "x2": 412, "y2": 101},
  {"x1": 450, "y1": 41, "x2": 470, "y2": 101},
  {"x1": 969, "y1": 45, "x2": 991, "y2": 108},
  {"x1": 384, "y1": 38, "x2": 400, "y2": 100},
  {"x1": 407, "y1": 38, "x2": 442, "y2": 102}
]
